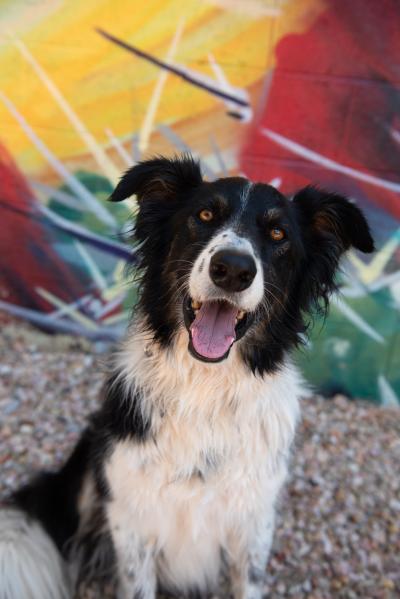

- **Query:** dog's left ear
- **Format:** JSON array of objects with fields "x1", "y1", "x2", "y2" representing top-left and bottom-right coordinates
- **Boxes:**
[
  {"x1": 109, "y1": 154, "x2": 203, "y2": 203},
  {"x1": 293, "y1": 186, "x2": 374, "y2": 254}
]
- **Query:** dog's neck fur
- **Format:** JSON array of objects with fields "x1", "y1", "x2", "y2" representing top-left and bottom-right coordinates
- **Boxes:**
[{"x1": 114, "y1": 315, "x2": 303, "y2": 459}]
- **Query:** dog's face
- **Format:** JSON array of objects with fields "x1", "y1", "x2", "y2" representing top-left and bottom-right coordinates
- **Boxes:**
[
  {"x1": 111, "y1": 156, "x2": 374, "y2": 374},
  {"x1": 167, "y1": 177, "x2": 306, "y2": 363}
]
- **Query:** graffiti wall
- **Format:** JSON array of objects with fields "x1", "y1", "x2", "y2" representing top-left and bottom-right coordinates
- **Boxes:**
[{"x1": 0, "y1": 0, "x2": 399, "y2": 404}]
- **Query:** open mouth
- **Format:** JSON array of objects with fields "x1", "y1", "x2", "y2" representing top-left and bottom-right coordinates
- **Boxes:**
[{"x1": 183, "y1": 297, "x2": 253, "y2": 362}]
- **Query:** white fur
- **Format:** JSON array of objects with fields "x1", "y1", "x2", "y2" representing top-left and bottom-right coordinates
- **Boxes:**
[
  {"x1": 0, "y1": 240, "x2": 303, "y2": 599},
  {"x1": 188, "y1": 228, "x2": 264, "y2": 312},
  {"x1": 238, "y1": 181, "x2": 253, "y2": 215},
  {"x1": 0, "y1": 508, "x2": 71, "y2": 599},
  {"x1": 105, "y1": 326, "x2": 304, "y2": 597}
]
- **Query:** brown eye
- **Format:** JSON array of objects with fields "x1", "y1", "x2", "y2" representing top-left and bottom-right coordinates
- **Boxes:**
[
  {"x1": 199, "y1": 209, "x2": 214, "y2": 222},
  {"x1": 270, "y1": 227, "x2": 285, "y2": 241}
]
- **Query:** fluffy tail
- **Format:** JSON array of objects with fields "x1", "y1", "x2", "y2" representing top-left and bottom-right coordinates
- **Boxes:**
[
  {"x1": 0, "y1": 433, "x2": 92, "y2": 599},
  {"x1": 0, "y1": 507, "x2": 71, "y2": 599}
]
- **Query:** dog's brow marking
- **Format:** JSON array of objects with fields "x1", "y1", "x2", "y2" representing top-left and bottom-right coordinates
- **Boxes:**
[
  {"x1": 214, "y1": 194, "x2": 229, "y2": 210},
  {"x1": 265, "y1": 207, "x2": 282, "y2": 220},
  {"x1": 240, "y1": 181, "x2": 253, "y2": 212},
  {"x1": 232, "y1": 181, "x2": 253, "y2": 228}
]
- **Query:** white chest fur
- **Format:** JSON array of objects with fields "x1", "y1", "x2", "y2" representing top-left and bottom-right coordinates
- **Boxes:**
[{"x1": 105, "y1": 329, "x2": 303, "y2": 592}]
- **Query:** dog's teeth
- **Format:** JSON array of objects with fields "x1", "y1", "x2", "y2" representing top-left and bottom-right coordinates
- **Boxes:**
[
  {"x1": 237, "y1": 310, "x2": 246, "y2": 320},
  {"x1": 191, "y1": 300, "x2": 202, "y2": 310}
]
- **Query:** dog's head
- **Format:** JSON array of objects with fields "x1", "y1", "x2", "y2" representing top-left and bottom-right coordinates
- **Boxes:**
[{"x1": 111, "y1": 155, "x2": 374, "y2": 374}]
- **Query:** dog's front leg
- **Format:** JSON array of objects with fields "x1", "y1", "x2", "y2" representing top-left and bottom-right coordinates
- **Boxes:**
[
  {"x1": 109, "y1": 515, "x2": 156, "y2": 599},
  {"x1": 228, "y1": 512, "x2": 275, "y2": 599}
]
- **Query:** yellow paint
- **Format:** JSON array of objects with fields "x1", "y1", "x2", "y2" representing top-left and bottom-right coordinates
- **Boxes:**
[
  {"x1": 14, "y1": 38, "x2": 121, "y2": 184},
  {"x1": 0, "y1": 0, "x2": 321, "y2": 178},
  {"x1": 35, "y1": 287, "x2": 98, "y2": 329},
  {"x1": 138, "y1": 17, "x2": 184, "y2": 154},
  {"x1": 348, "y1": 236, "x2": 399, "y2": 285}
]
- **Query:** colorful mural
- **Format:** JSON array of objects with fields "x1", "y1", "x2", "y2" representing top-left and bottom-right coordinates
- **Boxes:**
[{"x1": 0, "y1": 0, "x2": 399, "y2": 404}]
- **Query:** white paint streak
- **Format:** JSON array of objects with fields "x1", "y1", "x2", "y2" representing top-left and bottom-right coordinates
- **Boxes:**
[
  {"x1": 378, "y1": 375, "x2": 400, "y2": 408},
  {"x1": 14, "y1": 38, "x2": 120, "y2": 186},
  {"x1": 0, "y1": 91, "x2": 116, "y2": 228},
  {"x1": 74, "y1": 241, "x2": 108, "y2": 291},
  {"x1": 35, "y1": 287, "x2": 98, "y2": 330},
  {"x1": 207, "y1": 0, "x2": 282, "y2": 17},
  {"x1": 138, "y1": 19, "x2": 185, "y2": 154},
  {"x1": 105, "y1": 127, "x2": 133, "y2": 167},
  {"x1": 332, "y1": 295, "x2": 385, "y2": 344},
  {"x1": 262, "y1": 128, "x2": 400, "y2": 194},
  {"x1": 207, "y1": 53, "x2": 253, "y2": 123},
  {"x1": 268, "y1": 177, "x2": 282, "y2": 189},
  {"x1": 390, "y1": 128, "x2": 400, "y2": 146}
]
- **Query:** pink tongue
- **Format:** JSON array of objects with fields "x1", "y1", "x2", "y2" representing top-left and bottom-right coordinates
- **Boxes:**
[{"x1": 190, "y1": 301, "x2": 238, "y2": 359}]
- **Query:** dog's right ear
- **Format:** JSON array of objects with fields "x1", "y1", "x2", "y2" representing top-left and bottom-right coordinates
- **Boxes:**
[{"x1": 109, "y1": 154, "x2": 203, "y2": 203}]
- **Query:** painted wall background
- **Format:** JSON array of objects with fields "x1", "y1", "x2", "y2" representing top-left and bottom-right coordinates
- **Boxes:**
[{"x1": 0, "y1": 0, "x2": 399, "y2": 404}]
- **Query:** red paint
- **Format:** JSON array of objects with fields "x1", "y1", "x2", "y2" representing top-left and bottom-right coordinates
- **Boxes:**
[
  {"x1": 0, "y1": 143, "x2": 89, "y2": 313},
  {"x1": 241, "y1": 0, "x2": 400, "y2": 219}
]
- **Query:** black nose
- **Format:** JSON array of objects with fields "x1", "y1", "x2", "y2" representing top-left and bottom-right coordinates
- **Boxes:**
[{"x1": 209, "y1": 250, "x2": 257, "y2": 292}]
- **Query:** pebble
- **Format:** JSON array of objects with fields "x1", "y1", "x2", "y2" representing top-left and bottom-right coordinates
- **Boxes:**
[
  {"x1": 3, "y1": 399, "x2": 20, "y2": 415},
  {"x1": 0, "y1": 323, "x2": 399, "y2": 598}
]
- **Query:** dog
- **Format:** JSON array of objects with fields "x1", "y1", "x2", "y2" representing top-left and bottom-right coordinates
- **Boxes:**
[{"x1": 0, "y1": 154, "x2": 374, "y2": 599}]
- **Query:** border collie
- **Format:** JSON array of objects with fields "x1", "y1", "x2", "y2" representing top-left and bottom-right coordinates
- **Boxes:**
[{"x1": 0, "y1": 155, "x2": 374, "y2": 599}]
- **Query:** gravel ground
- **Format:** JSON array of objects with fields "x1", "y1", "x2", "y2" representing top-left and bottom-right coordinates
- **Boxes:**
[{"x1": 0, "y1": 323, "x2": 399, "y2": 599}]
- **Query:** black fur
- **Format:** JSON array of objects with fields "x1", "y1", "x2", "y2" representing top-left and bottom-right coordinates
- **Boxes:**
[
  {"x1": 10, "y1": 155, "x2": 374, "y2": 590},
  {"x1": 114, "y1": 155, "x2": 204, "y2": 346},
  {"x1": 89, "y1": 373, "x2": 152, "y2": 499},
  {"x1": 110, "y1": 157, "x2": 373, "y2": 375},
  {"x1": 95, "y1": 373, "x2": 151, "y2": 442},
  {"x1": 13, "y1": 430, "x2": 92, "y2": 554},
  {"x1": 293, "y1": 186, "x2": 374, "y2": 313},
  {"x1": 110, "y1": 154, "x2": 203, "y2": 204}
]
